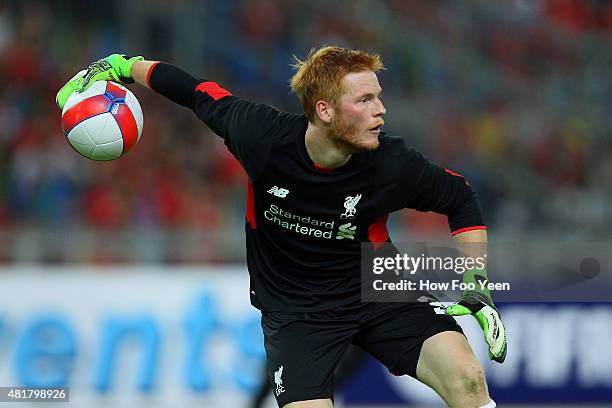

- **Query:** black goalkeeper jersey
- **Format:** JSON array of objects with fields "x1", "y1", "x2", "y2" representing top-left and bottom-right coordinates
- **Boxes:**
[{"x1": 149, "y1": 63, "x2": 486, "y2": 311}]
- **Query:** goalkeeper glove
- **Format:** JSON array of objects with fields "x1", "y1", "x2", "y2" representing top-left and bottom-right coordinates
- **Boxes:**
[
  {"x1": 445, "y1": 269, "x2": 507, "y2": 363},
  {"x1": 56, "y1": 54, "x2": 143, "y2": 110}
]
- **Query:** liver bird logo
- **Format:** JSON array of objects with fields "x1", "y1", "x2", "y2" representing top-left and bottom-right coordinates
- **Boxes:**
[{"x1": 341, "y1": 194, "x2": 362, "y2": 219}]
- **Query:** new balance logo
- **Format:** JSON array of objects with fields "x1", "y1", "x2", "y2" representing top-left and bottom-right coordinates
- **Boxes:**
[
  {"x1": 274, "y1": 365, "x2": 285, "y2": 396},
  {"x1": 336, "y1": 223, "x2": 357, "y2": 240},
  {"x1": 267, "y1": 186, "x2": 290, "y2": 198}
]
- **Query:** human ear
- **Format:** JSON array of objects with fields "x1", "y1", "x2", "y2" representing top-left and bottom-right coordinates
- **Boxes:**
[{"x1": 315, "y1": 100, "x2": 334, "y2": 124}]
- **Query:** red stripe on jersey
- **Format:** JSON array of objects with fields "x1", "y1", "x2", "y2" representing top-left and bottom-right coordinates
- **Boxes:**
[
  {"x1": 451, "y1": 225, "x2": 487, "y2": 236},
  {"x1": 246, "y1": 179, "x2": 257, "y2": 229},
  {"x1": 62, "y1": 95, "x2": 110, "y2": 134},
  {"x1": 444, "y1": 168, "x2": 470, "y2": 186},
  {"x1": 196, "y1": 82, "x2": 233, "y2": 101},
  {"x1": 146, "y1": 61, "x2": 161, "y2": 89},
  {"x1": 368, "y1": 214, "x2": 389, "y2": 250},
  {"x1": 313, "y1": 163, "x2": 334, "y2": 173},
  {"x1": 113, "y1": 103, "x2": 139, "y2": 154},
  {"x1": 106, "y1": 81, "x2": 127, "y2": 99}
]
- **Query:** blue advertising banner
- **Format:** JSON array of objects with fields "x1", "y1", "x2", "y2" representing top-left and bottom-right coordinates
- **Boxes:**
[{"x1": 0, "y1": 268, "x2": 610, "y2": 406}]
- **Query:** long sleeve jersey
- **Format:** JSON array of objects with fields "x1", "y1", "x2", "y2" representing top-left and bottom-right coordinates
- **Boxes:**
[{"x1": 148, "y1": 63, "x2": 486, "y2": 311}]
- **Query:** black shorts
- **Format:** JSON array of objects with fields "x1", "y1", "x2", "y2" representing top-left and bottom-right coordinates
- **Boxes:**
[{"x1": 261, "y1": 301, "x2": 463, "y2": 407}]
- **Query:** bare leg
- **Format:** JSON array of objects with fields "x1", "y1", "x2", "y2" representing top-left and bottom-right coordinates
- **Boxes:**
[{"x1": 416, "y1": 331, "x2": 490, "y2": 408}]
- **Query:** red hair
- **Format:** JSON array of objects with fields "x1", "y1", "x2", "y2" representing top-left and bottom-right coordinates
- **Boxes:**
[{"x1": 290, "y1": 46, "x2": 384, "y2": 122}]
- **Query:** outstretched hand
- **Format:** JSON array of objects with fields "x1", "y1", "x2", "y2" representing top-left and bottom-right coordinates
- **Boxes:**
[{"x1": 56, "y1": 54, "x2": 143, "y2": 110}]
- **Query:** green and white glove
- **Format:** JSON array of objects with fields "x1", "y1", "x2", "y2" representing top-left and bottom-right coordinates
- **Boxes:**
[
  {"x1": 56, "y1": 54, "x2": 143, "y2": 110},
  {"x1": 445, "y1": 269, "x2": 507, "y2": 363}
]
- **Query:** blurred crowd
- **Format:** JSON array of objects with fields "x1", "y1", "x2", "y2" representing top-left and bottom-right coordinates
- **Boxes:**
[{"x1": 0, "y1": 0, "x2": 611, "y2": 263}]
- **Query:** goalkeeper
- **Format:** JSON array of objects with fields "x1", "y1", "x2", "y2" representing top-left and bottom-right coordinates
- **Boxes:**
[{"x1": 57, "y1": 50, "x2": 506, "y2": 408}]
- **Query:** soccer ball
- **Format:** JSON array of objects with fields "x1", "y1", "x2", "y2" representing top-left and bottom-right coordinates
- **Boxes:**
[{"x1": 61, "y1": 80, "x2": 143, "y2": 161}]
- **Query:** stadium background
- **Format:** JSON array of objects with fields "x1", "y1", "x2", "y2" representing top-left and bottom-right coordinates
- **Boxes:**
[{"x1": 0, "y1": 0, "x2": 611, "y2": 407}]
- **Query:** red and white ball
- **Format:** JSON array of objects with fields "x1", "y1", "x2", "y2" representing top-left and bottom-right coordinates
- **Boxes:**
[{"x1": 61, "y1": 80, "x2": 143, "y2": 161}]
